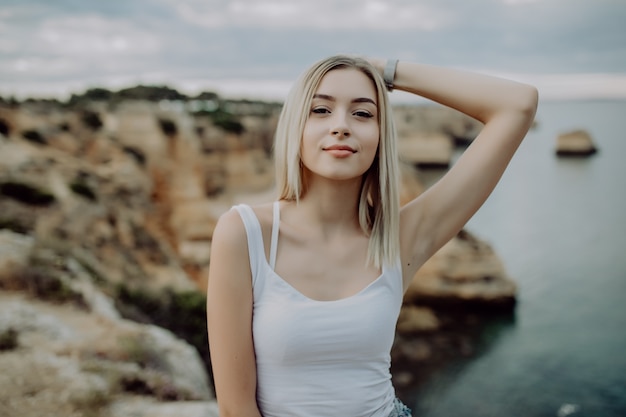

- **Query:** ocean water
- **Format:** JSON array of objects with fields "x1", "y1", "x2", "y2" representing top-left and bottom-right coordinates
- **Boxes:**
[{"x1": 407, "y1": 100, "x2": 626, "y2": 417}]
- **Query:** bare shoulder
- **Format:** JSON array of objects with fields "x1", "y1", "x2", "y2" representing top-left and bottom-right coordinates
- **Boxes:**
[
  {"x1": 209, "y1": 207, "x2": 252, "y2": 290},
  {"x1": 248, "y1": 201, "x2": 275, "y2": 228},
  {"x1": 212, "y1": 207, "x2": 247, "y2": 247},
  {"x1": 211, "y1": 201, "x2": 275, "y2": 263}
]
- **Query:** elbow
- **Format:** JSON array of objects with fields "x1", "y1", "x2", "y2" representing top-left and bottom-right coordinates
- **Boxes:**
[
  {"x1": 507, "y1": 84, "x2": 538, "y2": 129},
  {"x1": 521, "y1": 84, "x2": 539, "y2": 118}
]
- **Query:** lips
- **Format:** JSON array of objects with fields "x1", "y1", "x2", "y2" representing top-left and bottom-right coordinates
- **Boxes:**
[{"x1": 323, "y1": 144, "x2": 356, "y2": 153}]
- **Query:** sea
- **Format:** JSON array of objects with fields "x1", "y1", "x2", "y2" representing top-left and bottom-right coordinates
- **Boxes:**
[{"x1": 405, "y1": 99, "x2": 626, "y2": 417}]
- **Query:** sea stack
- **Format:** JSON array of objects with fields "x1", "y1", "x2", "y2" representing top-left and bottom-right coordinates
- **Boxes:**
[{"x1": 555, "y1": 129, "x2": 598, "y2": 157}]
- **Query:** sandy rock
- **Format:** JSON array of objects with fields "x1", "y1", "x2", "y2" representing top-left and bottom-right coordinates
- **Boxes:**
[
  {"x1": 394, "y1": 105, "x2": 482, "y2": 145},
  {"x1": 0, "y1": 291, "x2": 213, "y2": 413},
  {"x1": 405, "y1": 230, "x2": 517, "y2": 309},
  {"x1": 113, "y1": 101, "x2": 168, "y2": 163},
  {"x1": 0, "y1": 140, "x2": 35, "y2": 169},
  {"x1": 137, "y1": 324, "x2": 212, "y2": 400},
  {"x1": 0, "y1": 298, "x2": 77, "y2": 343},
  {"x1": 398, "y1": 132, "x2": 453, "y2": 168},
  {"x1": 398, "y1": 162, "x2": 425, "y2": 205},
  {"x1": 555, "y1": 129, "x2": 598, "y2": 156},
  {"x1": 0, "y1": 230, "x2": 34, "y2": 276},
  {"x1": 0, "y1": 350, "x2": 112, "y2": 417},
  {"x1": 110, "y1": 398, "x2": 219, "y2": 417},
  {"x1": 396, "y1": 305, "x2": 440, "y2": 333},
  {"x1": 224, "y1": 148, "x2": 274, "y2": 192}
]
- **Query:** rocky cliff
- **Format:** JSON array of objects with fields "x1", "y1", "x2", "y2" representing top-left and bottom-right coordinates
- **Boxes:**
[{"x1": 0, "y1": 95, "x2": 512, "y2": 416}]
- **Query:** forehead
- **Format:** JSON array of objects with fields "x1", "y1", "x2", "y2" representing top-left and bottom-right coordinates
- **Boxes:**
[{"x1": 314, "y1": 68, "x2": 377, "y2": 103}]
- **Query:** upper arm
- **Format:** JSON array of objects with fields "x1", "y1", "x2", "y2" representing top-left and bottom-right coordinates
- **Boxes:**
[
  {"x1": 206, "y1": 209, "x2": 261, "y2": 416},
  {"x1": 399, "y1": 87, "x2": 538, "y2": 282}
]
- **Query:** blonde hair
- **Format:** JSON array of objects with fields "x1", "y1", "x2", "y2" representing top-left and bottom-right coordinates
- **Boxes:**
[{"x1": 274, "y1": 55, "x2": 400, "y2": 268}]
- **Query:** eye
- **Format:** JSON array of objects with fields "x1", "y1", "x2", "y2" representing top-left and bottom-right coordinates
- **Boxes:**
[
  {"x1": 354, "y1": 110, "x2": 374, "y2": 119},
  {"x1": 311, "y1": 107, "x2": 330, "y2": 115}
]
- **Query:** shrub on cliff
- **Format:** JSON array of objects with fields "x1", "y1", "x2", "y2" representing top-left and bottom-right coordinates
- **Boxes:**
[
  {"x1": 0, "y1": 217, "x2": 31, "y2": 234},
  {"x1": 6, "y1": 265, "x2": 87, "y2": 308},
  {"x1": 81, "y1": 110, "x2": 103, "y2": 131},
  {"x1": 117, "y1": 85, "x2": 187, "y2": 102},
  {"x1": 0, "y1": 328, "x2": 18, "y2": 351},
  {"x1": 81, "y1": 87, "x2": 114, "y2": 102},
  {"x1": 114, "y1": 285, "x2": 212, "y2": 385},
  {"x1": 70, "y1": 178, "x2": 98, "y2": 202},
  {"x1": 0, "y1": 118, "x2": 10, "y2": 136},
  {"x1": 194, "y1": 108, "x2": 245, "y2": 135}
]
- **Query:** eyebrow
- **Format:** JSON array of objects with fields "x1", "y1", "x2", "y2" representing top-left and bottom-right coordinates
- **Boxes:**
[{"x1": 313, "y1": 94, "x2": 376, "y2": 106}]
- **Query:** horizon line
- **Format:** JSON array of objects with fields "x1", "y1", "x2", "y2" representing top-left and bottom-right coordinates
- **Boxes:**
[{"x1": 3, "y1": 72, "x2": 626, "y2": 103}]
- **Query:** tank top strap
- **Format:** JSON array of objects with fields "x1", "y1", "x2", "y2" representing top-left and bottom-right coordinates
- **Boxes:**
[
  {"x1": 269, "y1": 201, "x2": 280, "y2": 270},
  {"x1": 232, "y1": 204, "x2": 266, "y2": 286}
]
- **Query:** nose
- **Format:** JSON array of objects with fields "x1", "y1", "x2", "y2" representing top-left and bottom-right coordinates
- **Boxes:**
[{"x1": 330, "y1": 112, "x2": 351, "y2": 138}]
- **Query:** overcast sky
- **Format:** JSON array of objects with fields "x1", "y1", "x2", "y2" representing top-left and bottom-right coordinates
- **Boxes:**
[{"x1": 1, "y1": 0, "x2": 625, "y2": 101}]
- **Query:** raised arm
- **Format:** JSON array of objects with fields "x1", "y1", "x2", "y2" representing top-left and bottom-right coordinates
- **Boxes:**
[
  {"x1": 206, "y1": 209, "x2": 262, "y2": 417},
  {"x1": 374, "y1": 59, "x2": 538, "y2": 285}
]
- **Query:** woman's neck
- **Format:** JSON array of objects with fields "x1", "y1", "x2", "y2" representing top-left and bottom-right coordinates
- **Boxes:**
[{"x1": 290, "y1": 176, "x2": 363, "y2": 236}]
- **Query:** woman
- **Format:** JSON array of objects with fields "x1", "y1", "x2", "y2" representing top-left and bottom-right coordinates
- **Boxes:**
[{"x1": 207, "y1": 55, "x2": 538, "y2": 417}]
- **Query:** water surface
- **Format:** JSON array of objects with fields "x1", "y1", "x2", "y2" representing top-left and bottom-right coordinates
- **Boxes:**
[{"x1": 407, "y1": 100, "x2": 626, "y2": 417}]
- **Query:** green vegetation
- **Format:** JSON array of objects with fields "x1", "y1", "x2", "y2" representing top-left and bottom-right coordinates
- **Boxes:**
[
  {"x1": 194, "y1": 107, "x2": 245, "y2": 134},
  {"x1": 0, "y1": 181, "x2": 55, "y2": 206},
  {"x1": 114, "y1": 285, "x2": 212, "y2": 384},
  {"x1": 118, "y1": 334, "x2": 168, "y2": 371},
  {"x1": 67, "y1": 383, "x2": 111, "y2": 417},
  {"x1": 81, "y1": 110, "x2": 103, "y2": 131},
  {"x1": 0, "y1": 118, "x2": 10, "y2": 136},
  {"x1": 0, "y1": 217, "x2": 31, "y2": 234},
  {"x1": 0, "y1": 328, "x2": 18, "y2": 351},
  {"x1": 117, "y1": 85, "x2": 187, "y2": 102},
  {"x1": 70, "y1": 177, "x2": 98, "y2": 202},
  {"x1": 13, "y1": 265, "x2": 87, "y2": 307},
  {"x1": 78, "y1": 87, "x2": 114, "y2": 102}
]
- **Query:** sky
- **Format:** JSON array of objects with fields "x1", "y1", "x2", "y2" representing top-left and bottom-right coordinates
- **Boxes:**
[{"x1": 1, "y1": 0, "x2": 626, "y2": 102}]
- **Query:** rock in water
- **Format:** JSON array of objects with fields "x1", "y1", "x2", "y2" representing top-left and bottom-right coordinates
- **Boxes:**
[
  {"x1": 555, "y1": 129, "x2": 598, "y2": 156},
  {"x1": 404, "y1": 229, "x2": 517, "y2": 311}
]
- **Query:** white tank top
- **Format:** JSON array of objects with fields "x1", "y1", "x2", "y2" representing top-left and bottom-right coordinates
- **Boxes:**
[{"x1": 234, "y1": 202, "x2": 403, "y2": 417}]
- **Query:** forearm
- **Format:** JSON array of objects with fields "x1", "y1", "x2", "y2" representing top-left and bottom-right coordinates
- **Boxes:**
[{"x1": 373, "y1": 59, "x2": 538, "y2": 124}]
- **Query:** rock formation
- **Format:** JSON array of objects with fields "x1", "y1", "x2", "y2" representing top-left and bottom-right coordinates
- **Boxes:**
[
  {"x1": 0, "y1": 95, "x2": 513, "y2": 415},
  {"x1": 555, "y1": 129, "x2": 598, "y2": 156},
  {"x1": 398, "y1": 132, "x2": 454, "y2": 168}
]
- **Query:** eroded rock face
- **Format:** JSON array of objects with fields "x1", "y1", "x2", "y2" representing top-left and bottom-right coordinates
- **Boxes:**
[
  {"x1": 1, "y1": 98, "x2": 517, "y2": 414},
  {"x1": 405, "y1": 230, "x2": 517, "y2": 310},
  {"x1": 556, "y1": 129, "x2": 598, "y2": 156},
  {"x1": 398, "y1": 132, "x2": 453, "y2": 168},
  {"x1": 0, "y1": 293, "x2": 214, "y2": 417}
]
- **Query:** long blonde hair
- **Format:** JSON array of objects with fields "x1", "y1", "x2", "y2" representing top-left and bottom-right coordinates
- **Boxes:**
[{"x1": 274, "y1": 55, "x2": 400, "y2": 268}]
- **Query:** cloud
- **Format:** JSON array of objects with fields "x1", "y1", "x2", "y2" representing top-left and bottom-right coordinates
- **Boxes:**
[
  {"x1": 36, "y1": 15, "x2": 160, "y2": 57},
  {"x1": 1, "y1": 0, "x2": 625, "y2": 99},
  {"x1": 163, "y1": 0, "x2": 454, "y2": 31}
]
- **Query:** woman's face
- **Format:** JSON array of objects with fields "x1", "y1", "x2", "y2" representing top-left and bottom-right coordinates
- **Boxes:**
[{"x1": 301, "y1": 68, "x2": 380, "y2": 183}]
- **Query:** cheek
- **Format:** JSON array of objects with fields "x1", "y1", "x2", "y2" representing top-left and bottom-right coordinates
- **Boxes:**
[{"x1": 364, "y1": 131, "x2": 380, "y2": 154}]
